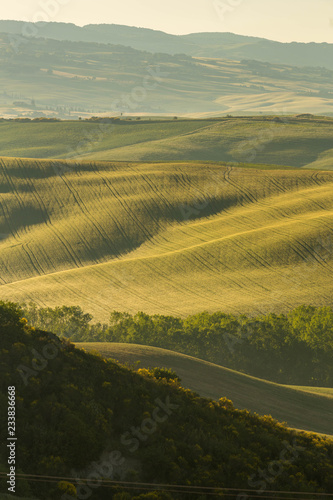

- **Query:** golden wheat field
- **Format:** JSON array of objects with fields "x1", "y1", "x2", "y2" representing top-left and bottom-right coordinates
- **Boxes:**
[{"x1": 0, "y1": 157, "x2": 332, "y2": 320}]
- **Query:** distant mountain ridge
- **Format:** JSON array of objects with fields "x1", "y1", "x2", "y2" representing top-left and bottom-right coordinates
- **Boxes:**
[{"x1": 1, "y1": 20, "x2": 333, "y2": 69}]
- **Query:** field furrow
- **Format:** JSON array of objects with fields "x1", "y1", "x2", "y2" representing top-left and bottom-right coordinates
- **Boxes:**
[{"x1": 0, "y1": 158, "x2": 332, "y2": 320}]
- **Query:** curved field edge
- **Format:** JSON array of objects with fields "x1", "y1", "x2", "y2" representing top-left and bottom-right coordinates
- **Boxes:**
[{"x1": 76, "y1": 342, "x2": 333, "y2": 437}]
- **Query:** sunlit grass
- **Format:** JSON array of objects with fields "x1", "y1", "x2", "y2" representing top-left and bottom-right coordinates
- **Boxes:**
[{"x1": 0, "y1": 157, "x2": 332, "y2": 320}]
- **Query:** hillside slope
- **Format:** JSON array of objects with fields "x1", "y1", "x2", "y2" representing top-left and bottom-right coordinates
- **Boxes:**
[
  {"x1": 1, "y1": 21, "x2": 333, "y2": 70},
  {"x1": 79, "y1": 117, "x2": 333, "y2": 167},
  {"x1": 78, "y1": 342, "x2": 333, "y2": 436},
  {"x1": 1, "y1": 303, "x2": 333, "y2": 499},
  {"x1": 1, "y1": 33, "x2": 333, "y2": 117},
  {"x1": 2, "y1": 117, "x2": 333, "y2": 168},
  {"x1": 0, "y1": 158, "x2": 333, "y2": 320}
]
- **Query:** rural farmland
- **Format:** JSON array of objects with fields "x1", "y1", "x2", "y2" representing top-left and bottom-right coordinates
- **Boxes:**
[
  {"x1": 0, "y1": 152, "x2": 332, "y2": 319},
  {"x1": 1, "y1": 12, "x2": 333, "y2": 500}
]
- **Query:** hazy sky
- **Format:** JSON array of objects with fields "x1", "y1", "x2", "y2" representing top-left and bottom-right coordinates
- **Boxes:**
[{"x1": 1, "y1": 0, "x2": 333, "y2": 43}]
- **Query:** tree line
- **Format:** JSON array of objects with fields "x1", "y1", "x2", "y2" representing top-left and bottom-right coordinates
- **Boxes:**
[
  {"x1": 21, "y1": 303, "x2": 333, "y2": 386},
  {"x1": 1, "y1": 301, "x2": 333, "y2": 499}
]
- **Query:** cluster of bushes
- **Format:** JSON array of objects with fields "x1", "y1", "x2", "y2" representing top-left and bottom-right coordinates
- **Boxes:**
[
  {"x1": 1, "y1": 301, "x2": 333, "y2": 499},
  {"x1": 21, "y1": 303, "x2": 333, "y2": 386},
  {"x1": 0, "y1": 117, "x2": 60, "y2": 122},
  {"x1": 83, "y1": 116, "x2": 182, "y2": 124}
]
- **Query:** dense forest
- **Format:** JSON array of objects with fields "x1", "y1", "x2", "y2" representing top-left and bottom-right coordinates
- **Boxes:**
[
  {"x1": 21, "y1": 303, "x2": 333, "y2": 386},
  {"x1": 0, "y1": 301, "x2": 333, "y2": 500}
]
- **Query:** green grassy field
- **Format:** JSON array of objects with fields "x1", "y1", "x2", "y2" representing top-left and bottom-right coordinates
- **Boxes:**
[
  {"x1": 0, "y1": 119, "x2": 213, "y2": 159},
  {"x1": 0, "y1": 156, "x2": 333, "y2": 320},
  {"x1": 77, "y1": 342, "x2": 333, "y2": 436},
  {"x1": 1, "y1": 116, "x2": 333, "y2": 168},
  {"x1": 86, "y1": 117, "x2": 333, "y2": 167}
]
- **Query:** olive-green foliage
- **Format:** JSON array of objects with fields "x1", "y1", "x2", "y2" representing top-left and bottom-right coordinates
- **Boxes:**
[
  {"x1": 139, "y1": 367, "x2": 181, "y2": 383},
  {"x1": 21, "y1": 304, "x2": 333, "y2": 386},
  {"x1": 1, "y1": 301, "x2": 333, "y2": 500}
]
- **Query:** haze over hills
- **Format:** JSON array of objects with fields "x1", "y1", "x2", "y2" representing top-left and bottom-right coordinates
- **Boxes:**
[
  {"x1": 1, "y1": 9, "x2": 333, "y2": 500},
  {"x1": 1, "y1": 20, "x2": 333, "y2": 70},
  {"x1": 1, "y1": 25, "x2": 333, "y2": 117}
]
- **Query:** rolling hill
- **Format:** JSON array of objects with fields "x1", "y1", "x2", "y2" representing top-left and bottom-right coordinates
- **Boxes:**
[
  {"x1": 78, "y1": 116, "x2": 333, "y2": 166},
  {"x1": 1, "y1": 21, "x2": 333, "y2": 70},
  {"x1": 77, "y1": 342, "x2": 333, "y2": 436},
  {"x1": 1, "y1": 116, "x2": 333, "y2": 167},
  {"x1": 0, "y1": 155, "x2": 333, "y2": 321},
  {"x1": 1, "y1": 33, "x2": 333, "y2": 117},
  {"x1": 1, "y1": 17, "x2": 333, "y2": 500},
  {"x1": 1, "y1": 306, "x2": 333, "y2": 499}
]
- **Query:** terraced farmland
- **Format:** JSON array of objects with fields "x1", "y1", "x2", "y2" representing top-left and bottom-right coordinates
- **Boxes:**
[
  {"x1": 77, "y1": 342, "x2": 333, "y2": 437},
  {"x1": 0, "y1": 157, "x2": 333, "y2": 320}
]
